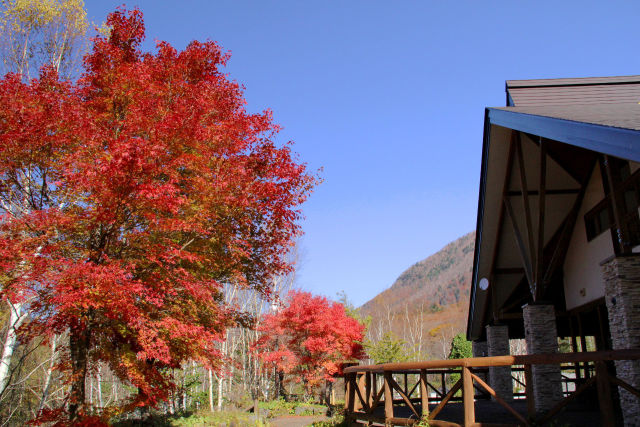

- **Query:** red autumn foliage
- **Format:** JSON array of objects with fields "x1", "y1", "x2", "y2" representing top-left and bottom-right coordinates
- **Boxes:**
[
  {"x1": 255, "y1": 291, "x2": 365, "y2": 392},
  {"x1": 0, "y1": 7, "x2": 316, "y2": 424}
]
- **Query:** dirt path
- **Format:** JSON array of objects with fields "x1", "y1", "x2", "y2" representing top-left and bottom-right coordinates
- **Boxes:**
[{"x1": 268, "y1": 415, "x2": 327, "y2": 427}]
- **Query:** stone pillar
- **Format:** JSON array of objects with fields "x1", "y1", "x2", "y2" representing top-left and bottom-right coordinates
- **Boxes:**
[
  {"x1": 472, "y1": 340, "x2": 489, "y2": 383},
  {"x1": 602, "y1": 255, "x2": 640, "y2": 426},
  {"x1": 486, "y1": 325, "x2": 512, "y2": 400},
  {"x1": 472, "y1": 340, "x2": 487, "y2": 358},
  {"x1": 523, "y1": 303, "x2": 563, "y2": 413}
]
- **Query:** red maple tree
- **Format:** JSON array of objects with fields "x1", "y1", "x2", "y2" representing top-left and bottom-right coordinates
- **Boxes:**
[
  {"x1": 255, "y1": 291, "x2": 365, "y2": 395},
  {"x1": 0, "y1": 7, "x2": 316, "y2": 423}
]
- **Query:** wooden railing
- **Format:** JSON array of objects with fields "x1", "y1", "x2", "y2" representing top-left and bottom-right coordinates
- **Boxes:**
[{"x1": 343, "y1": 349, "x2": 640, "y2": 427}]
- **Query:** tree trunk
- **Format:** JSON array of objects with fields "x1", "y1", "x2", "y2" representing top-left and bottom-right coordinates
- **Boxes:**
[
  {"x1": 38, "y1": 335, "x2": 58, "y2": 413},
  {"x1": 0, "y1": 300, "x2": 28, "y2": 398},
  {"x1": 69, "y1": 326, "x2": 91, "y2": 421},
  {"x1": 217, "y1": 374, "x2": 223, "y2": 411},
  {"x1": 96, "y1": 364, "x2": 103, "y2": 408},
  {"x1": 208, "y1": 369, "x2": 214, "y2": 412}
]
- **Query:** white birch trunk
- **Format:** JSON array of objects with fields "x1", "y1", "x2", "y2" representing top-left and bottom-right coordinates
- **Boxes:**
[
  {"x1": 37, "y1": 335, "x2": 58, "y2": 412},
  {"x1": 0, "y1": 300, "x2": 28, "y2": 397},
  {"x1": 216, "y1": 371, "x2": 224, "y2": 411},
  {"x1": 96, "y1": 364, "x2": 103, "y2": 408},
  {"x1": 208, "y1": 369, "x2": 214, "y2": 412}
]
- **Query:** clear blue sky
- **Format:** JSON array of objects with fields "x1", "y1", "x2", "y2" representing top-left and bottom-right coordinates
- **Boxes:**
[{"x1": 86, "y1": 1, "x2": 640, "y2": 306}]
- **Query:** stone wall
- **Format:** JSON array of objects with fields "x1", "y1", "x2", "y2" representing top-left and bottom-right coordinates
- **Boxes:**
[
  {"x1": 523, "y1": 303, "x2": 563, "y2": 413},
  {"x1": 486, "y1": 325, "x2": 512, "y2": 401},
  {"x1": 602, "y1": 255, "x2": 640, "y2": 426}
]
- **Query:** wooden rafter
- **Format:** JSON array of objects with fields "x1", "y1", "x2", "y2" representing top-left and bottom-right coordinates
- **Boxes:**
[
  {"x1": 484, "y1": 135, "x2": 516, "y2": 324},
  {"x1": 504, "y1": 197, "x2": 534, "y2": 293},
  {"x1": 515, "y1": 132, "x2": 537, "y2": 290},
  {"x1": 603, "y1": 155, "x2": 632, "y2": 254},
  {"x1": 506, "y1": 189, "x2": 578, "y2": 196},
  {"x1": 535, "y1": 138, "x2": 546, "y2": 300}
]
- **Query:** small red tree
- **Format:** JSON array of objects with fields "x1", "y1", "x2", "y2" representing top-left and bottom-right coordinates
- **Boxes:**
[
  {"x1": 0, "y1": 7, "x2": 316, "y2": 424},
  {"x1": 255, "y1": 290, "x2": 365, "y2": 395}
]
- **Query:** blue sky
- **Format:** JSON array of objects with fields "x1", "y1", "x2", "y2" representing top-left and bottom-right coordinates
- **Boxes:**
[{"x1": 86, "y1": 1, "x2": 640, "y2": 306}]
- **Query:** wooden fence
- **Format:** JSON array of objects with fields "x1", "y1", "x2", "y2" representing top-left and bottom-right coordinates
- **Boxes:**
[{"x1": 342, "y1": 349, "x2": 640, "y2": 427}]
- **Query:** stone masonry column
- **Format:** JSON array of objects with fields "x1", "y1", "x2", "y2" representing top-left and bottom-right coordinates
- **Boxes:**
[
  {"x1": 523, "y1": 303, "x2": 563, "y2": 413},
  {"x1": 486, "y1": 325, "x2": 513, "y2": 400},
  {"x1": 602, "y1": 255, "x2": 640, "y2": 427},
  {"x1": 472, "y1": 340, "x2": 489, "y2": 383},
  {"x1": 472, "y1": 340, "x2": 487, "y2": 357}
]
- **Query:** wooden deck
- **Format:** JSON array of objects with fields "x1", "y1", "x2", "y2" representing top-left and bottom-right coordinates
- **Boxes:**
[{"x1": 343, "y1": 349, "x2": 640, "y2": 426}]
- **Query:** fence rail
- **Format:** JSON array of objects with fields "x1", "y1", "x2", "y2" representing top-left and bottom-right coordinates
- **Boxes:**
[{"x1": 342, "y1": 349, "x2": 640, "y2": 427}]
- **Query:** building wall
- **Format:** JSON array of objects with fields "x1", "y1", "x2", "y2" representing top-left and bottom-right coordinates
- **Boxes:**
[{"x1": 563, "y1": 163, "x2": 615, "y2": 310}]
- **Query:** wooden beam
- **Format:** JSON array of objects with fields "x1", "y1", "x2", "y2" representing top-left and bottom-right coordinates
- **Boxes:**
[
  {"x1": 462, "y1": 367, "x2": 475, "y2": 427},
  {"x1": 504, "y1": 197, "x2": 534, "y2": 293},
  {"x1": 346, "y1": 373, "x2": 355, "y2": 416},
  {"x1": 596, "y1": 361, "x2": 615, "y2": 427},
  {"x1": 384, "y1": 372, "x2": 394, "y2": 421},
  {"x1": 470, "y1": 373, "x2": 528, "y2": 425},
  {"x1": 506, "y1": 189, "x2": 579, "y2": 196},
  {"x1": 608, "y1": 374, "x2": 640, "y2": 399},
  {"x1": 365, "y1": 387, "x2": 385, "y2": 416},
  {"x1": 604, "y1": 155, "x2": 632, "y2": 254},
  {"x1": 365, "y1": 372, "x2": 372, "y2": 408},
  {"x1": 524, "y1": 364, "x2": 535, "y2": 417},
  {"x1": 494, "y1": 267, "x2": 524, "y2": 275},
  {"x1": 429, "y1": 378, "x2": 463, "y2": 420},
  {"x1": 388, "y1": 375, "x2": 420, "y2": 419},
  {"x1": 354, "y1": 374, "x2": 369, "y2": 412},
  {"x1": 535, "y1": 138, "x2": 546, "y2": 301},
  {"x1": 515, "y1": 132, "x2": 537, "y2": 293},
  {"x1": 420, "y1": 370, "x2": 429, "y2": 418},
  {"x1": 537, "y1": 376, "x2": 596, "y2": 424}
]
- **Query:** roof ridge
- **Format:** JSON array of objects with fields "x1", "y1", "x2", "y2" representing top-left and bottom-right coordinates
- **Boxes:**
[{"x1": 507, "y1": 75, "x2": 640, "y2": 89}]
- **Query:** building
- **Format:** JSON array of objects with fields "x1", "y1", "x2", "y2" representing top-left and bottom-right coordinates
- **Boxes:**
[{"x1": 467, "y1": 75, "x2": 640, "y2": 424}]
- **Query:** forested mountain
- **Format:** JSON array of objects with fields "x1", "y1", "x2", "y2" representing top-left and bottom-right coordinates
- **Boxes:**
[{"x1": 360, "y1": 231, "x2": 475, "y2": 359}]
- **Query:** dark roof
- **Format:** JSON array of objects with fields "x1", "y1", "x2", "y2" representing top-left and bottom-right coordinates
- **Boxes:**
[
  {"x1": 493, "y1": 103, "x2": 640, "y2": 131},
  {"x1": 497, "y1": 75, "x2": 640, "y2": 159},
  {"x1": 507, "y1": 75, "x2": 640, "y2": 108}
]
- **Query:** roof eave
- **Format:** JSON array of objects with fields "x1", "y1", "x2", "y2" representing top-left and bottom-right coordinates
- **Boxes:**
[
  {"x1": 488, "y1": 108, "x2": 640, "y2": 162},
  {"x1": 467, "y1": 108, "x2": 491, "y2": 341}
]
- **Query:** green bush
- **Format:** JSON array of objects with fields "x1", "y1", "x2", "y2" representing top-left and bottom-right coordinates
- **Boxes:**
[
  {"x1": 259, "y1": 399, "x2": 326, "y2": 417},
  {"x1": 170, "y1": 410, "x2": 266, "y2": 426}
]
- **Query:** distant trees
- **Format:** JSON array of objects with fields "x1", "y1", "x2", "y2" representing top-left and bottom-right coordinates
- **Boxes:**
[
  {"x1": 364, "y1": 332, "x2": 413, "y2": 364},
  {"x1": 0, "y1": 0, "x2": 89, "y2": 78},
  {"x1": 255, "y1": 291, "x2": 365, "y2": 396}
]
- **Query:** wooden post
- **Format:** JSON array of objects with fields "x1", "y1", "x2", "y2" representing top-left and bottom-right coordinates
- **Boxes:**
[
  {"x1": 371, "y1": 373, "x2": 378, "y2": 408},
  {"x1": 595, "y1": 361, "x2": 615, "y2": 427},
  {"x1": 365, "y1": 372, "x2": 372, "y2": 408},
  {"x1": 353, "y1": 374, "x2": 363, "y2": 412},
  {"x1": 420, "y1": 369, "x2": 429, "y2": 418},
  {"x1": 524, "y1": 364, "x2": 535, "y2": 417},
  {"x1": 404, "y1": 372, "x2": 408, "y2": 396},
  {"x1": 462, "y1": 366, "x2": 475, "y2": 427},
  {"x1": 384, "y1": 372, "x2": 394, "y2": 422},
  {"x1": 344, "y1": 374, "x2": 349, "y2": 411},
  {"x1": 346, "y1": 373, "x2": 355, "y2": 420}
]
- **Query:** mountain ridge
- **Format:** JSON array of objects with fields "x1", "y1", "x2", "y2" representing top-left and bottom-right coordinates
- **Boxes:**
[{"x1": 360, "y1": 231, "x2": 475, "y2": 359}]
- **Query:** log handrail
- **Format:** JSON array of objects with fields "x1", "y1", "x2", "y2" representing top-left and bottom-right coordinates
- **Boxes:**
[
  {"x1": 343, "y1": 349, "x2": 640, "y2": 426},
  {"x1": 344, "y1": 349, "x2": 640, "y2": 373}
]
